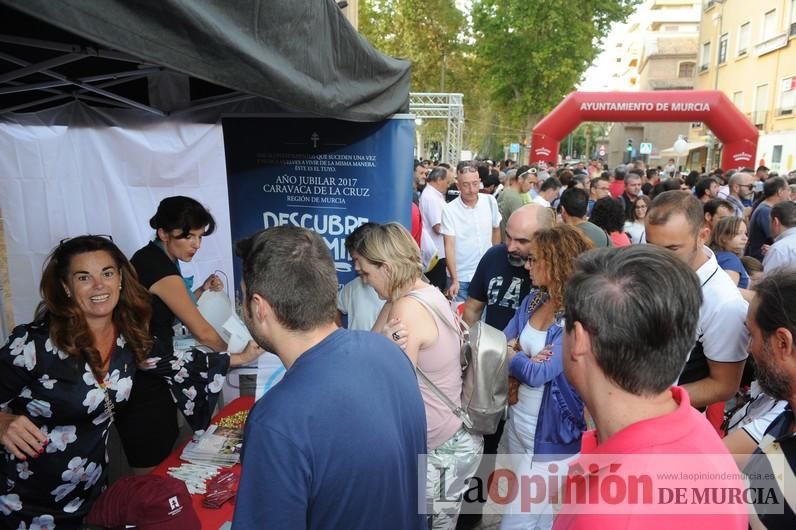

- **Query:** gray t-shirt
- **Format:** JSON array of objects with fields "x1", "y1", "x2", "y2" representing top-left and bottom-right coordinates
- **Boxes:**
[{"x1": 575, "y1": 221, "x2": 611, "y2": 248}]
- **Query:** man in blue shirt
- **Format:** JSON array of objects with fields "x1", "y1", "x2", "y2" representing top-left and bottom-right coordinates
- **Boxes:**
[{"x1": 232, "y1": 226, "x2": 427, "y2": 530}]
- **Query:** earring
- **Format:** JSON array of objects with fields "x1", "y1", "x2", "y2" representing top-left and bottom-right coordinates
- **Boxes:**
[{"x1": 65, "y1": 290, "x2": 71, "y2": 298}]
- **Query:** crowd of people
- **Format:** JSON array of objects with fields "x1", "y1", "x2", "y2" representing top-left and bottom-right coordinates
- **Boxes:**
[
  {"x1": 330, "y1": 156, "x2": 795, "y2": 529},
  {"x1": 3, "y1": 154, "x2": 796, "y2": 530}
]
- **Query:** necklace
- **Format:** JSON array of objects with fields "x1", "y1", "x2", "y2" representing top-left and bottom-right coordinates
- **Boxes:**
[
  {"x1": 93, "y1": 327, "x2": 117, "y2": 422},
  {"x1": 527, "y1": 290, "x2": 549, "y2": 314},
  {"x1": 96, "y1": 377, "x2": 116, "y2": 422}
]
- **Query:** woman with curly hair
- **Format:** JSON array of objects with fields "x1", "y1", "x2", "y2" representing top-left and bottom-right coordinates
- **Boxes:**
[
  {"x1": 499, "y1": 224, "x2": 594, "y2": 530},
  {"x1": 590, "y1": 196, "x2": 631, "y2": 247},
  {"x1": 0, "y1": 235, "x2": 247, "y2": 529}
]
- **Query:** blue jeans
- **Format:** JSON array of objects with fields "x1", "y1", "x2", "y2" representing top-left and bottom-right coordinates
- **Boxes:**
[{"x1": 455, "y1": 281, "x2": 470, "y2": 303}]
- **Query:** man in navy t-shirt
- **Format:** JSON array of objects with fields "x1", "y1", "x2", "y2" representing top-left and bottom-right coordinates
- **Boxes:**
[
  {"x1": 463, "y1": 204, "x2": 551, "y2": 330},
  {"x1": 232, "y1": 226, "x2": 427, "y2": 530}
]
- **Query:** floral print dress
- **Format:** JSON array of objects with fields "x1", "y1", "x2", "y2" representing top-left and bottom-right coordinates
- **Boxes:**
[{"x1": 0, "y1": 322, "x2": 230, "y2": 530}]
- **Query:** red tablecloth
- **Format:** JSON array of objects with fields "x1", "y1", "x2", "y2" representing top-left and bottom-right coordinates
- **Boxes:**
[{"x1": 152, "y1": 396, "x2": 255, "y2": 530}]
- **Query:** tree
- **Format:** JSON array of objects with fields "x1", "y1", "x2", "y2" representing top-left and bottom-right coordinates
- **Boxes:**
[
  {"x1": 359, "y1": 0, "x2": 467, "y2": 93},
  {"x1": 359, "y1": 0, "x2": 486, "y2": 155},
  {"x1": 471, "y1": 0, "x2": 640, "y2": 134}
]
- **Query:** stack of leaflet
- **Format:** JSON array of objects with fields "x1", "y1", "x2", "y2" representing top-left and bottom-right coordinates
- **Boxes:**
[{"x1": 180, "y1": 424, "x2": 243, "y2": 467}]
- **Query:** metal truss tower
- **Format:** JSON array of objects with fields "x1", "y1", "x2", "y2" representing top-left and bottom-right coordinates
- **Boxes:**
[{"x1": 409, "y1": 92, "x2": 464, "y2": 165}]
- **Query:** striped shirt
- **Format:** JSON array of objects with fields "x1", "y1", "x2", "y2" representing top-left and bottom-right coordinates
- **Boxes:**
[{"x1": 744, "y1": 408, "x2": 796, "y2": 529}]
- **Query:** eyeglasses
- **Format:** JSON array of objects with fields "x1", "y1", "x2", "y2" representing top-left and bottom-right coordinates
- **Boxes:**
[
  {"x1": 59, "y1": 234, "x2": 113, "y2": 246},
  {"x1": 635, "y1": 205, "x2": 648, "y2": 210}
]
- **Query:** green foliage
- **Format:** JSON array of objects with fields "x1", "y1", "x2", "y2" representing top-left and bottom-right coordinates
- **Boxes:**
[
  {"x1": 359, "y1": 0, "x2": 639, "y2": 154},
  {"x1": 471, "y1": 0, "x2": 640, "y2": 129},
  {"x1": 359, "y1": 0, "x2": 467, "y2": 93}
]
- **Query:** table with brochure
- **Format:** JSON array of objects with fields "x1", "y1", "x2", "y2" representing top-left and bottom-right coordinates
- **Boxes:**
[{"x1": 152, "y1": 396, "x2": 255, "y2": 530}]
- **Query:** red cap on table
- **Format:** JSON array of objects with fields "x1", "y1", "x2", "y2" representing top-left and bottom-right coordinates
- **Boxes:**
[{"x1": 86, "y1": 475, "x2": 200, "y2": 530}]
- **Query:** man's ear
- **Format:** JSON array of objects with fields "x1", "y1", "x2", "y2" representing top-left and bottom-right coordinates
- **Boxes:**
[
  {"x1": 570, "y1": 321, "x2": 592, "y2": 361},
  {"x1": 250, "y1": 293, "x2": 273, "y2": 324},
  {"x1": 770, "y1": 327, "x2": 795, "y2": 365},
  {"x1": 697, "y1": 224, "x2": 711, "y2": 246}
]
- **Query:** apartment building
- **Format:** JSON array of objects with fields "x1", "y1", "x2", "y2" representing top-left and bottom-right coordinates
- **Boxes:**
[
  {"x1": 604, "y1": 0, "x2": 702, "y2": 167},
  {"x1": 692, "y1": 0, "x2": 796, "y2": 172}
]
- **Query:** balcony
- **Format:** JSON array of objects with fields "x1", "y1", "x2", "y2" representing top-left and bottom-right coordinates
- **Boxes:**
[{"x1": 755, "y1": 32, "x2": 788, "y2": 57}]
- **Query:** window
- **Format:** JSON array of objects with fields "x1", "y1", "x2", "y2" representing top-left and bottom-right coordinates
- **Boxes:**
[
  {"x1": 678, "y1": 62, "x2": 695, "y2": 78},
  {"x1": 738, "y1": 22, "x2": 751, "y2": 55},
  {"x1": 791, "y1": 0, "x2": 796, "y2": 35},
  {"x1": 779, "y1": 77, "x2": 796, "y2": 115},
  {"x1": 733, "y1": 91, "x2": 744, "y2": 110},
  {"x1": 700, "y1": 41, "x2": 711, "y2": 71},
  {"x1": 763, "y1": 9, "x2": 777, "y2": 41},
  {"x1": 718, "y1": 33, "x2": 728, "y2": 64},
  {"x1": 773, "y1": 145, "x2": 783, "y2": 166},
  {"x1": 754, "y1": 84, "x2": 770, "y2": 127}
]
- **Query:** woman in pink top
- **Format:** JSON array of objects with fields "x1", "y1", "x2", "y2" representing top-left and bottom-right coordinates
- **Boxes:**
[
  {"x1": 590, "y1": 196, "x2": 631, "y2": 247},
  {"x1": 355, "y1": 223, "x2": 483, "y2": 530}
]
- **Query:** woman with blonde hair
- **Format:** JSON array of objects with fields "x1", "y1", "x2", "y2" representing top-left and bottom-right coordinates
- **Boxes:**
[
  {"x1": 354, "y1": 223, "x2": 482, "y2": 530},
  {"x1": 708, "y1": 216, "x2": 750, "y2": 289},
  {"x1": 499, "y1": 224, "x2": 593, "y2": 530}
]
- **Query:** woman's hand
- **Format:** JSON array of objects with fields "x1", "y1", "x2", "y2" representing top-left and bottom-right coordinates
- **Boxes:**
[
  {"x1": 201, "y1": 274, "x2": 224, "y2": 293},
  {"x1": 0, "y1": 412, "x2": 48, "y2": 460},
  {"x1": 230, "y1": 340, "x2": 264, "y2": 367},
  {"x1": 531, "y1": 344, "x2": 554, "y2": 363},
  {"x1": 382, "y1": 317, "x2": 408, "y2": 350}
]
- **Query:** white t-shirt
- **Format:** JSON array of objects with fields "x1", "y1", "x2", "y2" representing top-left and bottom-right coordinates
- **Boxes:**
[
  {"x1": 336, "y1": 277, "x2": 385, "y2": 331},
  {"x1": 688, "y1": 247, "x2": 749, "y2": 368},
  {"x1": 623, "y1": 221, "x2": 646, "y2": 244},
  {"x1": 441, "y1": 194, "x2": 501, "y2": 283},
  {"x1": 419, "y1": 185, "x2": 446, "y2": 258},
  {"x1": 532, "y1": 195, "x2": 551, "y2": 208}
]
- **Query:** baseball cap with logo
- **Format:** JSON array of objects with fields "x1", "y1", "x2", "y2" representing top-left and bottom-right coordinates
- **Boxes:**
[{"x1": 86, "y1": 475, "x2": 200, "y2": 530}]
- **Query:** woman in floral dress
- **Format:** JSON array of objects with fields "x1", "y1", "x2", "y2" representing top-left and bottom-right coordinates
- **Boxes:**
[{"x1": 0, "y1": 235, "x2": 255, "y2": 529}]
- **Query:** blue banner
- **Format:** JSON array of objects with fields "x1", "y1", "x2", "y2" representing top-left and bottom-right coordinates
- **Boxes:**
[{"x1": 222, "y1": 116, "x2": 414, "y2": 293}]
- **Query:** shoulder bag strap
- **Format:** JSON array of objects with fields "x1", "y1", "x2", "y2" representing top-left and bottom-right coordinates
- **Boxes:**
[{"x1": 404, "y1": 290, "x2": 473, "y2": 430}]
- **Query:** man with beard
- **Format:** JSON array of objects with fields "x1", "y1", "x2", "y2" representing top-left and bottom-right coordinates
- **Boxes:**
[
  {"x1": 462, "y1": 204, "x2": 551, "y2": 329},
  {"x1": 743, "y1": 269, "x2": 796, "y2": 529},
  {"x1": 232, "y1": 226, "x2": 427, "y2": 530},
  {"x1": 456, "y1": 203, "x2": 552, "y2": 530},
  {"x1": 646, "y1": 191, "x2": 748, "y2": 410}
]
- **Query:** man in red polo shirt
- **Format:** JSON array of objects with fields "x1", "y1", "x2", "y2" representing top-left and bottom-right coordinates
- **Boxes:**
[{"x1": 553, "y1": 245, "x2": 747, "y2": 529}]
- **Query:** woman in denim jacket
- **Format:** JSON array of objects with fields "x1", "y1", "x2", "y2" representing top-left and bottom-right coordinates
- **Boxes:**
[{"x1": 498, "y1": 224, "x2": 593, "y2": 530}]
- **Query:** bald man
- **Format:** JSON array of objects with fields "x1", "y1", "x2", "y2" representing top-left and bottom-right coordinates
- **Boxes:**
[{"x1": 462, "y1": 203, "x2": 554, "y2": 329}]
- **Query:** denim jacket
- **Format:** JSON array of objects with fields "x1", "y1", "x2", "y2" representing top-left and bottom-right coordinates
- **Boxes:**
[{"x1": 503, "y1": 290, "x2": 585, "y2": 460}]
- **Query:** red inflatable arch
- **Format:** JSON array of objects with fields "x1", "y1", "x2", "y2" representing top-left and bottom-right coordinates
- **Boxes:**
[{"x1": 530, "y1": 90, "x2": 758, "y2": 171}]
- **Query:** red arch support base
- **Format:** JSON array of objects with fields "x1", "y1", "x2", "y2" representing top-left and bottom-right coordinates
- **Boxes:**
[{"x1": 530, "y1": 90, "x2": 758, "y2": 171}]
